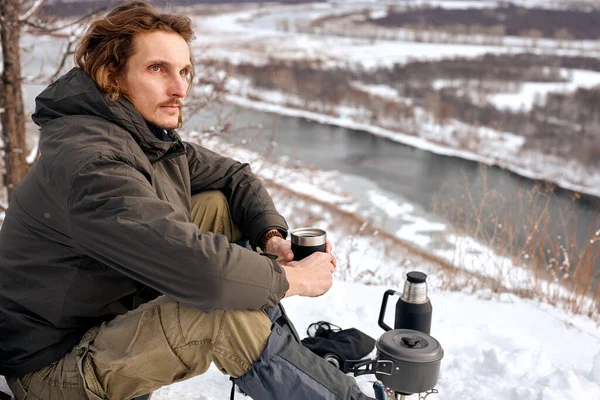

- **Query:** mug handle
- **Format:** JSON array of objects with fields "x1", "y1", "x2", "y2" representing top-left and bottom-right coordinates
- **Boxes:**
[{"x1": 378, "y1": 289, "x2": 398, "y2": 331}]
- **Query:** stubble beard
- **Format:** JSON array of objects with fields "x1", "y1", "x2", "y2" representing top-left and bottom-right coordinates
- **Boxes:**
[{"x1": 153, "y1": 110, "x2": 183, "y2": 130}]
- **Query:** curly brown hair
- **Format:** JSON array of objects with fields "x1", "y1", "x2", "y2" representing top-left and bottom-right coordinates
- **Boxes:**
[{"x1": 75, "y1": 1, "x2": 196, "y2": 101}]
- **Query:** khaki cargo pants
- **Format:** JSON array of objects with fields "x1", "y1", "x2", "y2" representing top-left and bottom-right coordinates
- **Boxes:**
[{"x1": 7, "y1": 191, "x2": 273, "y2": 400}]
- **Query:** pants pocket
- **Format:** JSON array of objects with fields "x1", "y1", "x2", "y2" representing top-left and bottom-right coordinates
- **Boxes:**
[
  {"x1": 75, "y1": 327, "x2": 103, "y2": 400},
  {"x1": 81, "y1": 305, "x2": 189, "y2": 399},
  {"x1": 6, "y1": 376, "x2": 27, "y2": 400}
]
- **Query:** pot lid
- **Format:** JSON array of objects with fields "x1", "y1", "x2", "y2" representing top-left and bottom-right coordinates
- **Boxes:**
[{"x1": 376, "y1": 329, "x2": 444, "y2": 364}]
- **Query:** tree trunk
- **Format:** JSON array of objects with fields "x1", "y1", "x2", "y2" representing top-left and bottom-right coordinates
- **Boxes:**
[{"x1": 0, "y1": 0, "x2": 29, "y2": 203}]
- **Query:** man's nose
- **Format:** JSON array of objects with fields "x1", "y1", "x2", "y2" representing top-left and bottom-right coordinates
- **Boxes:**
[{"x1": 168, "y1": 74, "x2": 188, "y2": 98}]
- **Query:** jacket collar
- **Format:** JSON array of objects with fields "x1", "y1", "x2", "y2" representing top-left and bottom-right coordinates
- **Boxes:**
[{"x1": 33, "y1": 68, "x2": 185, "y2": 163}]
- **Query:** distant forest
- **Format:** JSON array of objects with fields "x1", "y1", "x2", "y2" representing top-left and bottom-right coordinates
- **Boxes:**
[
  {"x1": 41, "y1": 0, "x2": 321, "y2": 17},
  {"x1": 217, "y1": 53, "x2": 600, "y2": 165},
  {"x1": 370, "y1": 4, "x2": 600, "y2": 40}
]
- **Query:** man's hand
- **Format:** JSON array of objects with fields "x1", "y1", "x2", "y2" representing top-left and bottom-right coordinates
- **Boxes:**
[
  {"x1": 266, "y1": 236, "x2": 337, "y2": 268},
  {"x1": 265, "y1": 235, "x2": 294, "y2": 262},
  {"x1": 281, "y1": 252, "x2": 336, "y2": 298}
]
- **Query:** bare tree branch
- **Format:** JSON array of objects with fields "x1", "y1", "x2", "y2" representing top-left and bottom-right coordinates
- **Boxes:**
[
  {"x1": 23, "y1": 6, "x2": 106, "y2": 33},
  {"x1": 19, "y1": 0, "x2": 46, "y2": 22},
  {"x1": 48, "y1": 37, "x2": 75, "y2": 82}
]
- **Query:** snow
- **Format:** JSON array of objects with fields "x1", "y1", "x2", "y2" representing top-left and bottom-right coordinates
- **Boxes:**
[
  {"x1": 488, "y1": 69, "x2": 600, "y2": 111},
  {"x1": 350, "y1": 82, "x2": 401, "y2": 100},
  {"x1": 192, "y1": 4, "x2": 600, "y2": 71},
  {"x1": 149, "y1": 283, "x2": 600, "y2": 400},
  {"x1": 4, "y1": 274, "x2": 597, "y2": 399},
  {"x1": 7, "y1": 277, "x2": 590, "y2": 399}
]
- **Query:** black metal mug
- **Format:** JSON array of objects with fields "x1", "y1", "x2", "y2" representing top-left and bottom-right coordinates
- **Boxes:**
[{"x1": 290, "y1": 228, "x2": 327, "y2": 260}]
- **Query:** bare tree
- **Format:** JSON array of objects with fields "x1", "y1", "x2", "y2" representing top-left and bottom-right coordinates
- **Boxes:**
[
  {"x1": 0, "y1": 1, "x2": 102, "y2": 204},
  {"x1": 0, "y1": 0, "x2": 36, "y2": 203}
]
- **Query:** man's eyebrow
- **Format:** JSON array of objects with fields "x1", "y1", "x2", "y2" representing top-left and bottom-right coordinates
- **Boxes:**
[{"x1": 146, "y1": 59, "x2": 192, "y2": 70}]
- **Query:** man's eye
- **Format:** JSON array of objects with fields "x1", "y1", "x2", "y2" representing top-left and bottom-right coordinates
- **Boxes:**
[
  {"x1": 179, "y1": 69, "x2": 189, "y2": 76},
  {"x1": 150, "y1": 65, "x2": 161, "y2": 72}
]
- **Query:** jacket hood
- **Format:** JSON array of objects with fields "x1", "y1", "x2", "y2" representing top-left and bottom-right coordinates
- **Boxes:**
[{"x1": 32, "y1": 67, "x2": 181, "y2": 162}]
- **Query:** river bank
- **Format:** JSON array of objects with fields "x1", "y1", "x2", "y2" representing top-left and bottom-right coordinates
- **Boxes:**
[{"x1": 219, "y1": 86, "x2": 600, "y2": 200}]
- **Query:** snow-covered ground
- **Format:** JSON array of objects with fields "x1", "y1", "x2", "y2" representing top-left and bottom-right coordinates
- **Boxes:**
[
  {"x1": 487, "y1": 69, "x2": 600, "y2": 111},
  {"x1": 192, "y1": 2, "x2": 600, "y2": 69},
  {"x1": 151, "y1": 283, "x2": 600, "y2": 400},
  {"x1": 3, "y1": 283, "x2": 599, "y2": 400}
]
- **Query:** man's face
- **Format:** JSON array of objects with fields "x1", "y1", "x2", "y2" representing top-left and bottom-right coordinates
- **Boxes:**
[{"x1": 120, "y1": 31, "x2": 191, "y2": 129}]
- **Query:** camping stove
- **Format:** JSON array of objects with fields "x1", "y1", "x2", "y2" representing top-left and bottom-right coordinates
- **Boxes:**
[{"x1": 352, "y1": 329, "x2": 444, "y2": 400}]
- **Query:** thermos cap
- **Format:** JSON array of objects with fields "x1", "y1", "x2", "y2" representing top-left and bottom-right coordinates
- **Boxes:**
[
  {"x1": 407, "y1": 271, "x2": 427, "y2": 284},
  {"x1": 402, "y1": 271, "x2": 429, "y2": 304}
]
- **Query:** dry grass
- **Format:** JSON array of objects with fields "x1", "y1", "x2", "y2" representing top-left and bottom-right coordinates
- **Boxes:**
[{"x1": 432, "y1": 165, "x2": 600, "y2": 320}]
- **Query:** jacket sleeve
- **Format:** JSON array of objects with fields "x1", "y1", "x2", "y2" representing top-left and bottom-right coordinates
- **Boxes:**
[
  {"x1": 67, "y1": 154, "x2": 289, "y2": 312},
  {"x1": 184, "y1": 141, "x2": 288, "y2": 246}
]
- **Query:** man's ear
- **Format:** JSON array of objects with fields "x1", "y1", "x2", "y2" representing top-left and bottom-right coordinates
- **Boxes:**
[
  {"x1": 95, "y1": 64, "x2": 121, "y2": 102},
  {"x1": 108, "y1": 68, "x2": 130, "y2": 102}
]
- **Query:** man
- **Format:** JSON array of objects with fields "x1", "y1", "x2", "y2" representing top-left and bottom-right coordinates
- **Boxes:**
[{"x1": 0, "y1": 2, "x2": 374, "y2": 400}]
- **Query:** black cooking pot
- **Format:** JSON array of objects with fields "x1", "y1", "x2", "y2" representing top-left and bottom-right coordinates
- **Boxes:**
[{"x1": 353, "y1": 329, "x2": 443, "y2": 395}]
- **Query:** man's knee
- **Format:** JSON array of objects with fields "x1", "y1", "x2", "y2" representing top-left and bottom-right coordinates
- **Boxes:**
[
  {"x1": 190, "y1": 190, "x2": 242, "y2": 241},
  {"x1": 173, "y1": 303, "x2": 271, "y2": 378},
  {"x1": 211, "y1": 309, "x2": 272, "y2": 377},
  {"x1": 191, "y1": 190, "x2": 227, "y2": 209},
  {"x1": 190, "y1": 190, "x2": 229, "y2": 223}
]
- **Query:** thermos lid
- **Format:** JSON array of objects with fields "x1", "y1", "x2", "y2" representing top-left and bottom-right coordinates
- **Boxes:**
[
  {"x1": 376, "y1": 329, "x2": 443, "y2": 364},
  {"x1": 407, "y1": 271, "x2": 427, "y2": 284}
]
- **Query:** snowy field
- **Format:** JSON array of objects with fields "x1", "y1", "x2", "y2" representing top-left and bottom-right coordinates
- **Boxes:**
[{"x1": 192, "y1": 2, "x2": 600, "y2": 69}]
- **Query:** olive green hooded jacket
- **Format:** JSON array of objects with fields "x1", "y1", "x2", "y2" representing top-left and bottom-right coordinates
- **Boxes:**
[{"x1": 0, "y1": 68, "x2": 289, "y2": 376}]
